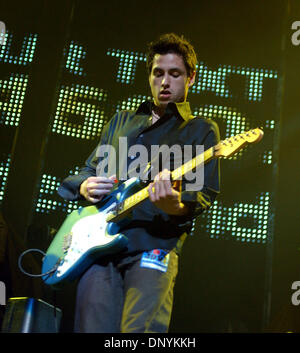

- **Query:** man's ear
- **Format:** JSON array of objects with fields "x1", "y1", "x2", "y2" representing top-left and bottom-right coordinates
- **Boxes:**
[{"x1": 188, "y1": 71, "x2": 196, "y2": 87}]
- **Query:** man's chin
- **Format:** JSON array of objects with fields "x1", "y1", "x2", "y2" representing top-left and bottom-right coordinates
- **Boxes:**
[{"x1": 156, "y1": 99, "x2": 171, "y2": 108}]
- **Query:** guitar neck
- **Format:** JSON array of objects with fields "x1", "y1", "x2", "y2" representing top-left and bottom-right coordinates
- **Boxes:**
[
  {"x1": 106, "y1": 127, "x2": 264, "y2": 222},
  {"x1": 107, "y1": 146, "x2": 215, "y2": 222}
]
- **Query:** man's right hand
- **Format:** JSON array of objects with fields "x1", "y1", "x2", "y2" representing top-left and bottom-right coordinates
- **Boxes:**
[{"x1": 79, "y1": 175, "x2": 117, "y2": 203}]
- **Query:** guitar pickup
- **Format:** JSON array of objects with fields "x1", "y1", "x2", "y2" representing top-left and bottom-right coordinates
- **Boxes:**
[{"x1": 106, "y1": 212, "x2": 115, "y2": 222}]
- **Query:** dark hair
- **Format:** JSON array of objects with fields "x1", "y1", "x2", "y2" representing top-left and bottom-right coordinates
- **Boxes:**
[{"x1": 146, "y1": 33, "x2": 197, "y2": 77}]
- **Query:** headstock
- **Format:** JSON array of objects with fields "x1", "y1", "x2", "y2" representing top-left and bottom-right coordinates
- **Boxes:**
[{"x1": 214, "y1": 128, "x2": 264, "y2": 158}]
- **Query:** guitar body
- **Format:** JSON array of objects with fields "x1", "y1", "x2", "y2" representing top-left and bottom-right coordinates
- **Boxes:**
[{"x1": 42, "y1": 177, "x2": 142, "y2": 288}]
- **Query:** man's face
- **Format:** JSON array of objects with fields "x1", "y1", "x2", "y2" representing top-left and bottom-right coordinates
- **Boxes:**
[{"x1": 149, "y1": 53, "x2": 195, "y2": 111}]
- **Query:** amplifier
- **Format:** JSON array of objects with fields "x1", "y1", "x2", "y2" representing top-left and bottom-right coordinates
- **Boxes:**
[{"x1": 1, "y1": 297, "x2": 62, "y2": 333}]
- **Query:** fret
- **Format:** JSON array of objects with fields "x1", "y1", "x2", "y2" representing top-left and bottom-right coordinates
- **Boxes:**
[
  {"x1": 123, "y1": 188, "x2": 148, "y2": 211},
  {"x1": 171, "y1": 147, "x2": 213, "y2": 180},
  {"x1": 123, "y1": 198, "x2": 131, "y2": 210}
]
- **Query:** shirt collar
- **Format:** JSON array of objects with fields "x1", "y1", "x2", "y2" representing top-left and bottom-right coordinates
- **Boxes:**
[{"x1": 136, "y1": 100, "x2": 194, "y2": 122}]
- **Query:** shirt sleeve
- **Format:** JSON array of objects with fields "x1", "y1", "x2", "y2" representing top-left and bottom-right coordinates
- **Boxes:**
[
  {"x1": 178, "y1": 118, "x2": 221, "y2": 219},
  {"x1": 57, "y1": 114, "x2": 116, "y2": 201}
]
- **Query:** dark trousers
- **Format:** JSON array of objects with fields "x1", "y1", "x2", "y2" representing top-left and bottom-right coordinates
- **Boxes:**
[{"x1": 73, "y1": 250, "x2": 178, "y2": 333}]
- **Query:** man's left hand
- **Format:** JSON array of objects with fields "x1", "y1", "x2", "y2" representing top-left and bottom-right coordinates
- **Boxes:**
[{"x1": 148, "y1": 169, "x2": 188, "y2": 216}]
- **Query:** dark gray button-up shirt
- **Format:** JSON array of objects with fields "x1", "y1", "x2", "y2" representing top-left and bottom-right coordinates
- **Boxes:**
[{"x1": 58, "y1": 100, "x2": 220, "y2": 255}]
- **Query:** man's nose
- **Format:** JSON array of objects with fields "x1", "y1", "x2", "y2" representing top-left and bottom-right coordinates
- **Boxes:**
[{"x1": 161, "y1": 75, "x2": 170, "y2": 87}]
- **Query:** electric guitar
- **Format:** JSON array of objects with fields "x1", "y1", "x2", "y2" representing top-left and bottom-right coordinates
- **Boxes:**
[{"x1": 41, "y1": 128, "x2": 264, "y2": 287}]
